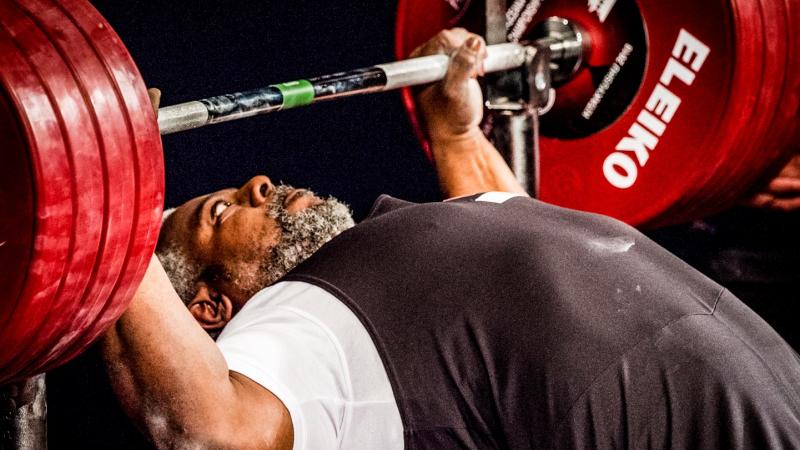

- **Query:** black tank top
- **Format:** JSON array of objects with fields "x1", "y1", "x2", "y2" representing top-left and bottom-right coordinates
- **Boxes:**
[{"x1": 284, "y1": 194, "x2": 800, "y2": 449}]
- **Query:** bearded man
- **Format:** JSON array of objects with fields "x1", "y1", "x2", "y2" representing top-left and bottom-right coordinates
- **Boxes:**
[{"x1": 101, "y1": 30, "x2": 800, "y2": 449}]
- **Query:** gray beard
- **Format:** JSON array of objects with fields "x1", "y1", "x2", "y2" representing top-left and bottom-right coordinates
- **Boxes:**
[{"x1": 247, "y1": 185, "x2": 355, "y2": 291}]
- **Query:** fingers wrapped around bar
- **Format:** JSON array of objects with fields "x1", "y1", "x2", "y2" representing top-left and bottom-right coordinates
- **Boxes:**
[{"x1": 412, "y1": 30, "x2": 488, "y2": 142}]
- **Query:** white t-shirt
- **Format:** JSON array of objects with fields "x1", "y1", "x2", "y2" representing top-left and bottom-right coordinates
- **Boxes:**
[{"x1": 216, "y1": 280, "x2": 404, "y2": 450}]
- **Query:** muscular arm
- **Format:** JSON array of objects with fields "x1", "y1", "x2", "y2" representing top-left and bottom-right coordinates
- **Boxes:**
[
  {"x1": 414, "y1": 29, "x2": 527, "y2": 198},
  {"x1": 430, "y1": 128, "x2": 526, "y2": 198},
  {"x1": 100, "y1": 257, "x2": 292, "y2": 449}
]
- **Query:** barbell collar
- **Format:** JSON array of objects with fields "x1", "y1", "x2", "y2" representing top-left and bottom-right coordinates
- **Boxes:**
[{"x1": 531, "y1": 17, "x2": 591, "y2": 85}]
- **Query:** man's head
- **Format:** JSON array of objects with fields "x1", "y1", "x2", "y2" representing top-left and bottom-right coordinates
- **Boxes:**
[{"x1": 156, "y1": 175, "x2": 354, "y2": 332}]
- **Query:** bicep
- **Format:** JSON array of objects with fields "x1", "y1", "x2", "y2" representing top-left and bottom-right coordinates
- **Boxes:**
[{"x1": 229, "y1": 371, "x2": 294, "y2": 450}]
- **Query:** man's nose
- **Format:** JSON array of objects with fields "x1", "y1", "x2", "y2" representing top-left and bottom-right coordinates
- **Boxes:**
[{"x1": 237, "y1": 175, "x2": 273, "y2": 207}]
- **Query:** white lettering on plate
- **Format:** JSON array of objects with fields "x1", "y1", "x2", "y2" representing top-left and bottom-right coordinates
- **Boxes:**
[{"x1": 602, "y1": 29, "x2": 710, "y2": 189}]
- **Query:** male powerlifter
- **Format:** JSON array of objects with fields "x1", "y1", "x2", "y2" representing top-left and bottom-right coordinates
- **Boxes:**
[{"x1": 101, "y1": 29, "x2": 800, "y2": 449}]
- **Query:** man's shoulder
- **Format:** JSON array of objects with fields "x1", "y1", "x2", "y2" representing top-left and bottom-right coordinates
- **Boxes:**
[{"x1": 364, "y1": 191, "x2": 531, "y2": 221}]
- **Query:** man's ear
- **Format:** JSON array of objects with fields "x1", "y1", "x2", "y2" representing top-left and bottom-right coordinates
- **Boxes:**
[{"x1": 187, "y1": 282, "x2": 233, "y2": 331}]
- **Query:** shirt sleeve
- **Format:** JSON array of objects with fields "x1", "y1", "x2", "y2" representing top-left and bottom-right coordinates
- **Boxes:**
[{"x1": 216, "y1": 291, "x2": 349, "y2": 450}]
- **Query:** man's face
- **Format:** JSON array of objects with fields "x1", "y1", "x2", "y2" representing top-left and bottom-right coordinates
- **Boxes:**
[{"x1": 158, "y1": 175, "x2": 353, "y2": 309}]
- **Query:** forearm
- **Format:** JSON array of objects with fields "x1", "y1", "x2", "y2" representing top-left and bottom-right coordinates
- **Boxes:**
[
  {"x1": 431, "y1": 128, "x2": 527, "y2": 198},
  {"x1": 100, "y1": 258, "x2": 249, "y2": 448}
]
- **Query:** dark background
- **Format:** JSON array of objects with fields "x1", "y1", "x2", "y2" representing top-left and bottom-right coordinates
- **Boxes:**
[
  {"x1": 104, "y1": 0, "x2": 442, "y2": 220},
  {"x1": 45, "y1": 0, "x2": 799, "y2": 448}
]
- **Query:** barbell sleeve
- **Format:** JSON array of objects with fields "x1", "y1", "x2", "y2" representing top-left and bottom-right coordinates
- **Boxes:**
[{"x1": 157, "y1": 42, "x2": 529, "y2": 135}]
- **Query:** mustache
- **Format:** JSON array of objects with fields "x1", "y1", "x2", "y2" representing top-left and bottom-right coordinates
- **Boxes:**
[
  {"x1": 267, "y1": 185, "x2": 296, "y2": 211},
  {"x1": 266, "y1": 184, "x2": 349, "y2": 230},
  {"x1": 265, "y1": 185, "x2": 315, "y2": 219}
]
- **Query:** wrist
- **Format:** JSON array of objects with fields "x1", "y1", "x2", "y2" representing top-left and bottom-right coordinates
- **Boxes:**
[{"x1": 429, "y1": 126, "x2": 485, "y2": 150}]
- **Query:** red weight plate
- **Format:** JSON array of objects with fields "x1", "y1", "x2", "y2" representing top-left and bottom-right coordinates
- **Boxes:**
[
  {"x1": 0, "y1": 1, "x2": 83, "y2": 382},
  {"x1": 9, "y1": 0, "x2": 138, "y2": 378},
  {"x1": 775, "y1": 0, "x2": 800, "y2": 150},
  {"x1": 656, "y1": 0, "x2": 769, "y2": 220},
  {"x1": 48, "y1": 0, "x2": 165, "y2": 369},
  {"x1": 0, "y1": 0, "x2": 163, "y2": 383},
  {"x1": 0, "y1": 89, "x2": 34, "y2": 343},
  {"x1": 533, "y1": 1, "x2": 733, "y2": 225},
  {"x1": 742, "y1": 0, "x2": 800, "y2": 189},
  {"x1": 684, "y1": 0, "x2": 795, "y2": 217},
  {"x1": 1, "y1": 0, "x2": 113, "y2": 380},
  {"x1": 710, "y1": 0, "x2": 784, "y2": 202},
  {"x1": 398, "y1": 0, "x2": 792, "y2": 226}
]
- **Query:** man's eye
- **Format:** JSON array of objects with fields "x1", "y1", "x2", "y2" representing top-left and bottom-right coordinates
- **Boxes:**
[{"x1": 211, "y1": 200, "x2": 231, "y2": 222}]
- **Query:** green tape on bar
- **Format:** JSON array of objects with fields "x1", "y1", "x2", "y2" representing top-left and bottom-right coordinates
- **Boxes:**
[{"x1": 272, "y1": 80, "x2": 315, "y2": 109}]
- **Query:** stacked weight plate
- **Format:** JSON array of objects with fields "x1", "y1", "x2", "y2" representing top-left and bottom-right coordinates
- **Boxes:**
[
  {"x1": 663, "y1": 0, "x2": 799, "y2": 221},
  {"x1": 397, "y1": 0, "x2": 798, "y2": 227},
  {"x1": 0, "y1": 0, "x2": 163, "y2": 383}
]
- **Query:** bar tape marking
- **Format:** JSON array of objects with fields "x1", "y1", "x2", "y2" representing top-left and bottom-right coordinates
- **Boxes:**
[{"x1": 272, "y1": 80, "x2": 315, "y2": 109}]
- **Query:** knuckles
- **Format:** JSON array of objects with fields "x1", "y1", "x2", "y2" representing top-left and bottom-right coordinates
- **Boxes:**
[{"x1": 414, "y1": 28, "x2": 484, "y2": 58}]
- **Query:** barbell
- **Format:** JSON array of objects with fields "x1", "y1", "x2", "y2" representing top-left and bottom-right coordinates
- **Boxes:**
[{"x1": 0, "y1": 0, "x2": 797, "y2": 384}]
